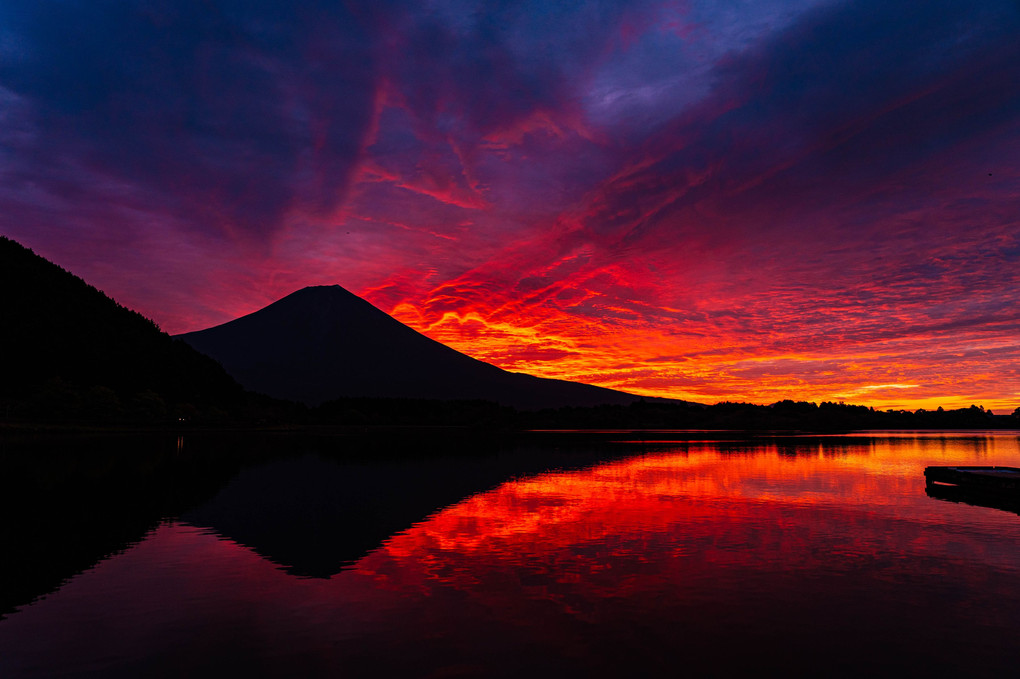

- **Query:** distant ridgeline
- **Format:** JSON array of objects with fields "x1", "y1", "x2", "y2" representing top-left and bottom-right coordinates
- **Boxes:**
[
  {"x1": 514, "y1": 399, "x2": 1019, "y2": 431},
  {"x1": 0, "y1": 236, "x2": 287, "y2": 424},
  {"x1": 283, "y1": 396, "x2": 1020, "y2": 429}
]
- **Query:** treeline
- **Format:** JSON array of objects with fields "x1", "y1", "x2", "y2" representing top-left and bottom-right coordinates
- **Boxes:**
[
  {"x1": 3, "y1": 393, "x2": 507, "y2": 428},
  {"x1": 515, "y1": 399, "x2": 1019, "y2": 431},
  {"x1": 4, "y1": 376, "x2": 303, "y2": 426},
  {"x1": 6, "y1": 385, "x2": 1019, "y2": 431},
  {"x1": 303, "y1": 397, "x2": 1018, "y2": 431}
]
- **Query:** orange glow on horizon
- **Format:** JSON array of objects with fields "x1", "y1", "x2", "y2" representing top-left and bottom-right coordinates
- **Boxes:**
[{"x1": 376, "y1": 292, "x2": 1019, "y2": 413}]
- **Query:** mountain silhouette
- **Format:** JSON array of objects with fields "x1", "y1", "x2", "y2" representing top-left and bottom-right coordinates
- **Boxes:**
[
  {"x1": 177, "y1": 285, "x2": 657, "y2": 410},
  {"x1": 0, "y1": 236, "x2": 246, "y2": 421}
]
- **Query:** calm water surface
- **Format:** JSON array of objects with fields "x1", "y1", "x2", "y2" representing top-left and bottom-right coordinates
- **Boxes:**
[{"x1": 2, "y1": 431, "x2": 1020, "y2": 677}]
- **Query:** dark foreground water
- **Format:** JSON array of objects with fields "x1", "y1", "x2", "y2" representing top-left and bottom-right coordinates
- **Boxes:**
[{"x1": 2, "y1": 431, "x2": 1020, "y2": 677}]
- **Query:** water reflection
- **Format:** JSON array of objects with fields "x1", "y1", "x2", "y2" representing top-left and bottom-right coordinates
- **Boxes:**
[
  {"x1": 926, "y1": 482, "x2": 1020, "y2": 516},
  {"x1": 373, "y1": 436, "x2": 1020, "y2": 577},
  {"x1": 1, "y1": 432, "x2": 1019, "y2": 678},
  {"x1": 0, "y1": 431, "x2": 629, "y2": 610},
  {"x1": 0, "y1": 434, "x2": 248, "y2": 619}
]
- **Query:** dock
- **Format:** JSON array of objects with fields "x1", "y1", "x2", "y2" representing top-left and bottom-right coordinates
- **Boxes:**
[
  {"x1": 924, "y1": 466, "x2": 1020, "y2": 492},
  {"x1": 925, "y1": 466, "x2": 1020, "y2": 515}
]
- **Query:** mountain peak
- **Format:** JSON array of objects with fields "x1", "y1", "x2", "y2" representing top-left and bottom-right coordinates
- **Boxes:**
[
  {"x1": 177, "y1": 287, "x2": 650, "y2": 410},
  {"x1": 292, "y1": 284, "x2": 353, "y2": 295},
  {"x1": 268, "y1": 284, "x2": 364, "y2": 305}
]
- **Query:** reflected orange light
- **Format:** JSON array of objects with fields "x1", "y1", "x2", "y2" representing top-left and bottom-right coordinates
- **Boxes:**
[
  {"x1": 373, "y1": 436, "x2": 1020, "y2": 568},
  {"x1": 9, "y1": 437, "x2": 1020, "y2": 679}
]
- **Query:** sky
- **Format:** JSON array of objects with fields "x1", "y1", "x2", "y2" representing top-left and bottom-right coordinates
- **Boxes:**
[{"x1": 2, "y1": 0, "x2": 1019, "y2": 411}]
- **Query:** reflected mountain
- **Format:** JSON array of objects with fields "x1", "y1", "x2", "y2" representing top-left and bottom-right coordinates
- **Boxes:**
[
  {"x1": 180, "y1": 435, "x2": 636, "y2": 578},
  {"x1": 181, "y1": 453, "x2": 449, "y2": 578},
  {"x1": 2, "y1": 429, "x2": 919, "y2": 617},
  {"x1": 0, "y1": 431, "x2": 634, "y2": 612}
]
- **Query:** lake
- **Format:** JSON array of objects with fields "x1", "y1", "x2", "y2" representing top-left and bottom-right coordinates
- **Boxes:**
[{"x1": 2, "y1": 430, "x2": 1019, "y2": 677}]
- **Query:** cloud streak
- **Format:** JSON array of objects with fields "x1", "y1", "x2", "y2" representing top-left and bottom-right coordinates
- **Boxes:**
[{"x1": 2, "y1": 0, "x2": 1018, "y2": 410}]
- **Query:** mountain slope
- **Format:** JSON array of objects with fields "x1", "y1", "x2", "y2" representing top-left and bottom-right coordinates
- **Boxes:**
[
  {"x1": 0, "y1": 236, "x2": 246, "y2": 420},
  {"x1": 177, "y1": 285, "x2": 654, "y2": 410}
]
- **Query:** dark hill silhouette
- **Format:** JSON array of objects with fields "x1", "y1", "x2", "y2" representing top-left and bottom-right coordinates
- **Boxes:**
[
  {"x1": 0, "y1": 236, "x2": 248, "y2": 421},
  {"x1": 177, "y1": 285, "x2": 662, "y2": 410}
]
